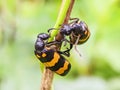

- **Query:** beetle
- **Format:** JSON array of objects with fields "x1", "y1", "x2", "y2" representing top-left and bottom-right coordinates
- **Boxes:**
[
  {"x1": 34, "y1": 33, "x2": 71, "y2": 76},
  {"x1": 69, "y1": 18, "x2": 90, "y2": 45},
  {"x1": 68, "y1": 18, "x2": 90, "y2": 55},
  {"x1": 48, "y1": 18, "x2": 90, "y2": 56}
]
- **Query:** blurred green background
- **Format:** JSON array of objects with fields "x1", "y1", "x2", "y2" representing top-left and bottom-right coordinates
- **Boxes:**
[{"x1": 0, "y1": 0, "x2": 120, "y2": 90}]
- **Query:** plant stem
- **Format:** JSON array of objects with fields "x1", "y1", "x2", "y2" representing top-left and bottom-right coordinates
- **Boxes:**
[
  {"x1": 48, "y1": 0, "x2": 71, "y2": 42},
  {"x1": 40, "y1": 0, "x2": 75, "y2": 90}
]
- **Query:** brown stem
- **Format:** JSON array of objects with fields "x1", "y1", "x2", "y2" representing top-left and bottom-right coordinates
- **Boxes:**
[
  {"x1": 40, "y1": 68, "x2": 54, "y2": 90},
  {"x1": 63, "y1": 0, "x2": 75, "y2": 24},
  {"x1": 40, "y1": 0, "x2": 75, "y2": 90}
]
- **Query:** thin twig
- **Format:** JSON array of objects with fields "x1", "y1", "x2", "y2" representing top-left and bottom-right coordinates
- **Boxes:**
[
  {"x1": 64, "y1": 0, "x2": 75, "y2": 24},
  {"x1": 40, "y1": 68, "x2": 54, "y2": 90}
]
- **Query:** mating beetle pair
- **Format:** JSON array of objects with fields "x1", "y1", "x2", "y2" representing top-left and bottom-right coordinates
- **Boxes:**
[{"x1": 34, "y1": 18, "x2": 90, "y2": 76}]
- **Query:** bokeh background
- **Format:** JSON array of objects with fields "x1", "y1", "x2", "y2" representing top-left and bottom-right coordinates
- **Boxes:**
[{"x1": 0, "y1": 0, "x2": 120, "y2": 90}]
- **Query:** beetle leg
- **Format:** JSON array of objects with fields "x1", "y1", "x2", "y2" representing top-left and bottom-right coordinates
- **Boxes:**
[
  {"x1": 48, "y1": 28, "x2": 60, "y2": 33},
  {"x1": 69, "y1": 18, "x2": 80, "y2": 25},
  {"x1": 57, "y1": 49, "x2": 70, "y2": 57}
]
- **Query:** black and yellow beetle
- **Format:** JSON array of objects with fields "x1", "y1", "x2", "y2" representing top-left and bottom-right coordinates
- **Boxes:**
[
  {"x1": 69, "y1": 18, "x2": 90, "y2": 45},
  {"x1": 34, "y1": 33, "x2": 71, "y2": 76},
  {"x1": 48, "y1": 18, "x2": 90, "y2": 55},
  {"x1": 68, "y1": 18, "x2": 90, "y2": 55}
]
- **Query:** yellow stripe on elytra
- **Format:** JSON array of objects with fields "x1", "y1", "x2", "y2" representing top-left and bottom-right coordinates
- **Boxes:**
[
  {"x1": 55, "y1": 61, "x2": 69, "y2": 74},
  {"x1": 43, "y1": 52, "x2": 60, "y2": 67},
  {"x1": 42, "y1": 53, "x2": 47, "y2": 57},
  {"x1": 79, "y1": 31, "x2": 90, "y2": 43}
]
